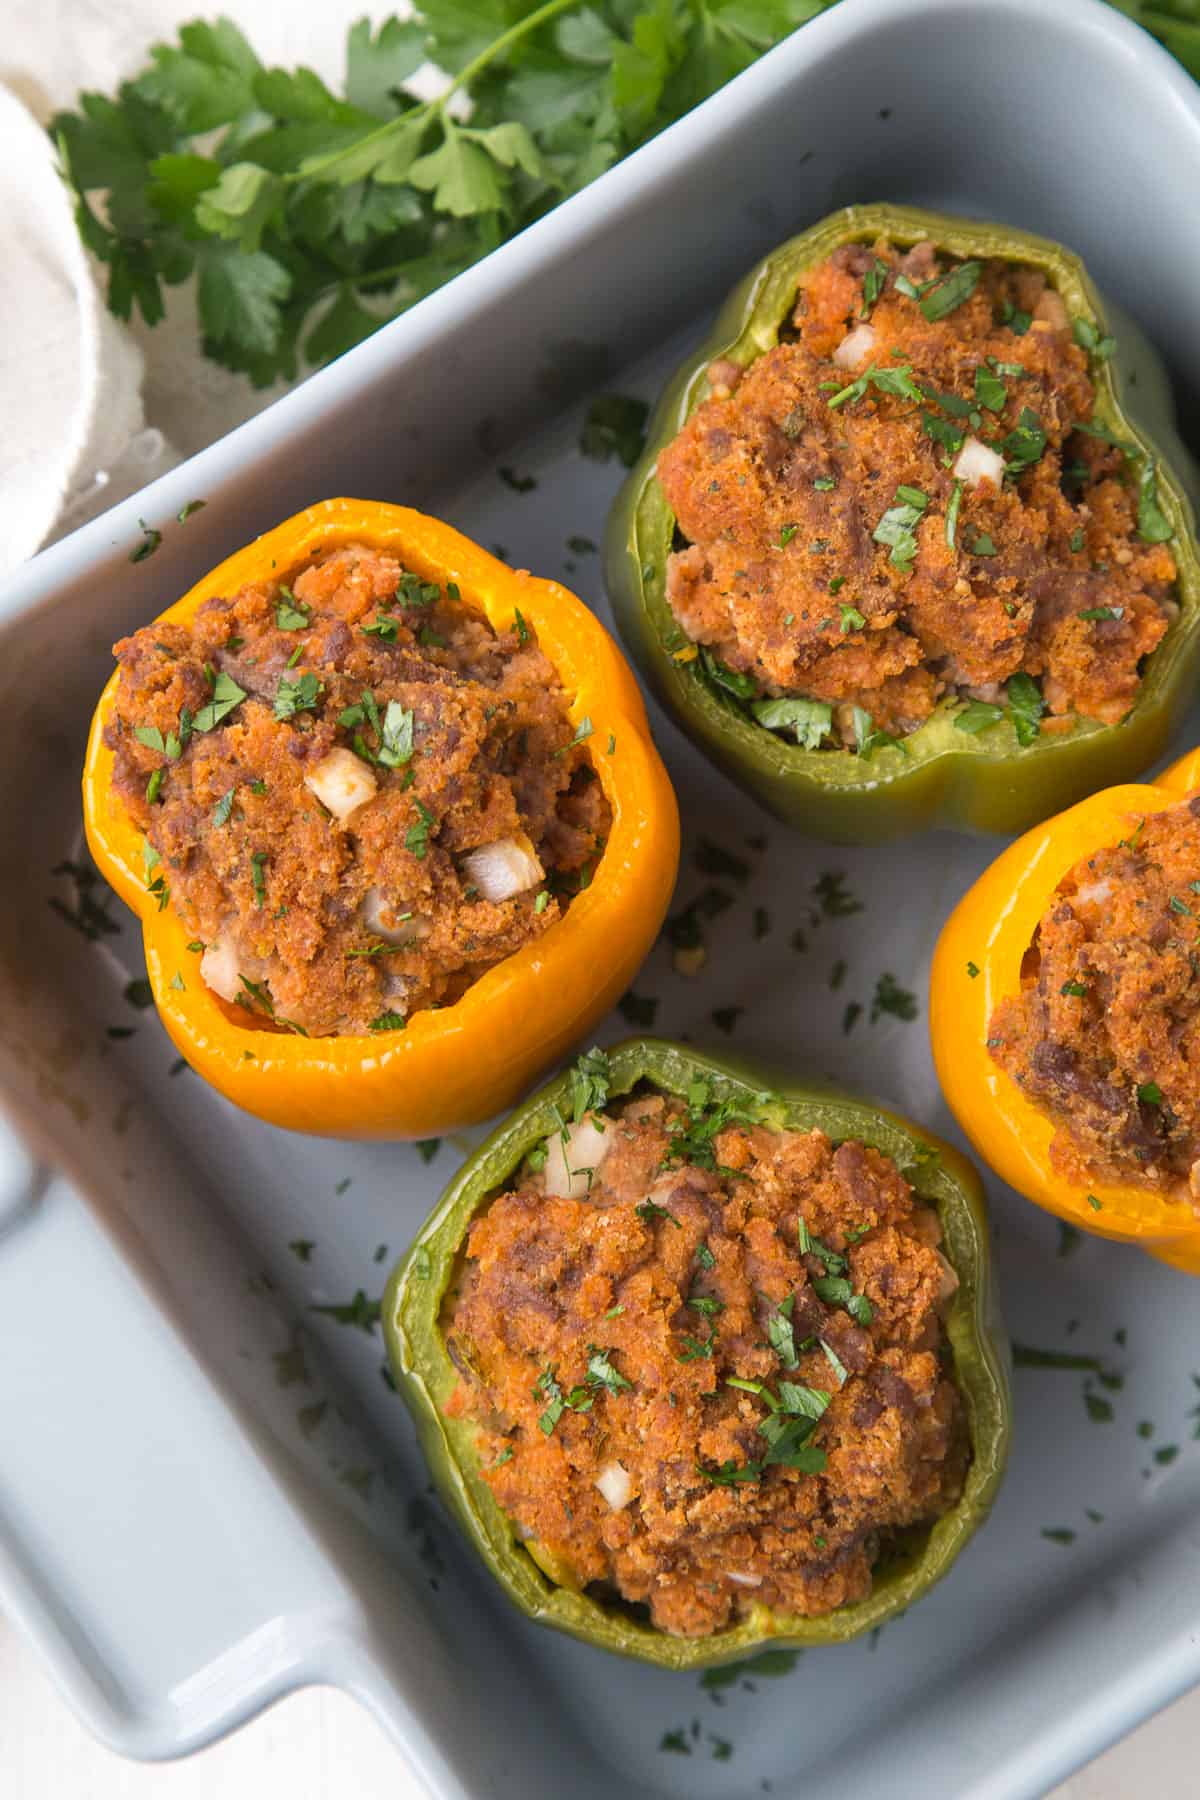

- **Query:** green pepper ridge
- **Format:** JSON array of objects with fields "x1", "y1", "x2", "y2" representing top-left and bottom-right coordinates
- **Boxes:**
[
  {"x1": 603, "y1": 203, "x2": 1200, "y2": 844},
  {"x1": 382, "y1": 1037, "x2": 1011, "y2": 1670}
]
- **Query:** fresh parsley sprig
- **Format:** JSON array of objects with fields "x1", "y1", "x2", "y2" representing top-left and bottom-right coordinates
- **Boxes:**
[{"x1": 52, "y1": 2, "x2": 841, "y2": 386}]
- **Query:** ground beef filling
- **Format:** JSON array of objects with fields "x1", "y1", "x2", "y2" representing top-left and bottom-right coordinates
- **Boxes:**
[
  {"x1": 444, "y1": 1096, "x2": 966, "y2": 1638},
  {"x1": 657, "y1": 238, "x2": 1176, "y2": 743},
  {"x1": 106, "y1": 545, "x2": 609, "y2": 1037},
  {"x1": 990, "y1": 799, "x2": 1200, "y2": 1201}
]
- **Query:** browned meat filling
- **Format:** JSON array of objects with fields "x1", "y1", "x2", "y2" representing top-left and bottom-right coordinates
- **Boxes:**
[
  {"x1": 444, "y1": 1088, "x2": 966, "y2": 1638},
  {"x1": 990, "y1": 798, "x2": 1200, "y2": 1201},
  {"x1": 658, "y1": 239, "x2": 1177, "y2": 746},
  {"x1": 106, "y1": 545, "x2": 609, "y2": 1036}
]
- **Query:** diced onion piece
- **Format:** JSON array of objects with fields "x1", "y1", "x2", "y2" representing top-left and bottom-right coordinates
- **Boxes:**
[
  {"x1": 727, "y1": 1570, "x2": 763, "y2": 1587},
  {"x1": 833, "y1": 323, "x2": 877, "y2": 369},
  {"x1": 1073, "y1": 880, "x2": 1111, "y2": 908},
  {"x1": 200, "y1": 934, "x2": 242, "y2": 1003},
  {"x1": 953, "y1": 436, "x2": 1006, "y2": 489},
  {"x1": 543, "y1": 1115, "x2": 611, "y2": 1200},
  {"x1": 362, "y1": 888, "x2": 428, "y2": 946},
  {"x1": 595, "y1": 1462, "x2": 632, "y2": 1511},
  {"x1": 461, "y1": 834, "x2": 544, "y2": 903},
  {"x1": 935, "y1": 1249, "x2": 960, "y2": 1304},
  {"x1": 304, "y1": 747, "x2": 378, "y2": 823}
]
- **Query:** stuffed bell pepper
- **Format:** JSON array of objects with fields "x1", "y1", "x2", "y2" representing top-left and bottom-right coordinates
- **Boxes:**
[
  {"x1": 383, "y1": 1039, "x2": 1009, "y2": 1668},
  {"x1": 606, "y1": 203, "x2": 1200, "y2": 843},
  {"x1": 933, "y1": 746, "x2": 1200, "y2": 1276},
  {"x1": 83, "y1": 500, "x2": 679, "y2": 1137}
]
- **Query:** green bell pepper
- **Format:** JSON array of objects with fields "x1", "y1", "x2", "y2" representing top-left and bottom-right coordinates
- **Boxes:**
[
  {"x1": 382, "y1": 1037, "x2": 1010, "y2": 1670},
  {"x1": 604, "y1": 203, "x2": 1200, "y2": 844}
]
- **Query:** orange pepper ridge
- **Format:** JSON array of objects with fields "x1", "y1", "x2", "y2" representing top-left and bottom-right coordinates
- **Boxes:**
[
  {"x1": 83, "y1": 499, "x2": 681, "y2": 1140},
  {"x1": 930, "y1": 745, "x2": 1200, "y2": 1275}
]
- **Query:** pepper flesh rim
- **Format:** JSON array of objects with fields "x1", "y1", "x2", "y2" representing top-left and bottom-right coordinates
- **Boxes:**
[
  {"x1": 82, "y1": 499, "x2": 681, "y2": 1138},
  {"x1": 606, "y1": 202, "x2": 1200, "y2": 832},
  {"x1": 383, "y1": 1037, "x2": 1011, "y2": 1669},
  {"x1": 930, "y1": 745, "x2": 1200, "y2": 1260}
]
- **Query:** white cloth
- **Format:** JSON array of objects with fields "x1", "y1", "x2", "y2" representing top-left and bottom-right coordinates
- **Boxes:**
[{"x1": 0, "y1": 1, "x2": 360, "y2": 573}]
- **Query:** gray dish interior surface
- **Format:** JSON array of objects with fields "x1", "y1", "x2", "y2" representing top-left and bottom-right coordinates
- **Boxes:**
[{"x1": 3, "y1": 1, "x2": 1200, "y2": 1795}]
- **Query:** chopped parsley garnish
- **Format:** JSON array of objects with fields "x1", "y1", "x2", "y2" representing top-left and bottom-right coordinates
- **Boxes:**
[
  {"x1": 1137, "y1": 459, "x2": 1173, "y2": 544},
  {"x1": 827, "y1": 360, "x2": 923, "y2": 411},
  {"x1": 404, "y1": 800, "x2": 436, "y2": 859},
  {"x1": 839, "y1": 602, "x2": 866, "y2": 633},
  {"x1": 370, "y1": 1011, "x2": 407, "y2": 1033},
  {"x1": 1006, "y1": 672, "x2": 1046, "y2": 746},
  {"x1": 819, "y1": 1339, "x2": 849, "y2": 1386},
  {"x1": 567, "y1": 1045, "x2": 611, "y2": 1122},
  {"x1": 870, "y1": 972, "x2": 918, "y2": 1023},
  {"x1": 814, "y1": 870, "x2": 863, "y2": 917},
  {"x1": 861, "y1": 257, "x2": 888, "y2": 316},
  {"x1": 130, "y1": 519, "x2": 162, "y2": 563},
  {"x1": 1061, "y1": 979, "x2": 1089, "y2": 997},
  {"x1": 311, "y1": 1290, "x2": 380, "y2": 1332},
  {"x1": 1000, "y1": 406, "x2": 1047, "y2": 471},
  {"x1": 273, "y1": 670, "x2": 322, "y2": 720},
  {"x1": 967, "y1": 961, "x2": 980, "y2": 978},
  {"x1": 813, "y1": 475, "x2": 836, "y2": 491},
  {"x1": 377, "y1": 701, "x2": 415, "y2": 768},
  {"x1": 974, "y1": 364, "x2": 1007, "y2": 412},
  {"x1": 945, "y1": 477, "x2": 964, "y2": 547},
  {"x1": 193, "y1": 671, "x2": 246, "y2": 733},
  {"x1": 696, "y1": 646, "x2": 759, "y2": 700},
  {"x1": 955, "y1": 699, "x2": 1005, "y2": 734},
  {"x1": 751, "y1": 696, "x2": 833, "y2": 749},
  {"x1": 177, "y1": 499, "x2": 206, "y2": 522},
  {"x1": 852, "y1": 707, "x2": 904, "y2": 760},
  {"x1": 362, "y1": 614, "x2": 401, "y2": 640},
  {"x1": 586, "y1": 1346, "x2": 632, "y2": 1394},
  {"x1": 536, "y1": 1366, "x2": 590, "y2": 1434},
  {"x1": 923, "y1": 410, "x2": 966, "y2": 458},
  {"x1": 637, "y1": 1199, "x2": 680, "y2": 1229},
  {"x1": 1072, "y1": 317, "x2": 1116, "y2": 362},
  {"x1": 1138, "y1": 1082, "x2": 1163, "y2": 1106},
  {"x1": 212, "y1": 788, "x2": 235, "y2": 826},
  {"x1": 999, "y1": 299, "x2": 1033, "y2": 335},
  {"x1": 873, "y1": 486, "x2": 929, "y2": 570},
  {"x1": 1079, "y1": 605, "x2": 1124, "y2": 621},
  {"x1": 250, "y1": 849, "x2": 268, "y2": 907},
  {"x1": 275, "y1": 589, "x2": 309, "y2": 630},
  {"x1": 678, "y1": 1331, "x2": 716, "y2": 1362},
  {"x1": 767, "y1": 1296, "x2": 799, "y2": 1369},
  {"x1": 970, "y1": 533, "x2": 997, "y2": 557},
  {"x1": 917, "y1": 260, "x2": 981, "y2": 320},
  {"x1": 696, "y1": 1242, "x2": 717, "y2": 1270},
  {"x1": 778, "y1": 523, "x2": 799, "y2": 547}
]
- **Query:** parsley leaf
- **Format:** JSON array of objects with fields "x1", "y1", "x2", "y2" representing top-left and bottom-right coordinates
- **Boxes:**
[
  {"x1": 273, "y1": 670, "x2": 322, "y2": 720},
  {"x1": 1007, "y1": 672, "x2": 1046, "y2": 746},
  {"x1": 751, "y1": 696, "x2": 833, "y2": 749},
  {"x1": 193, "y1": 671, "x2": 246, "y2": 732}
]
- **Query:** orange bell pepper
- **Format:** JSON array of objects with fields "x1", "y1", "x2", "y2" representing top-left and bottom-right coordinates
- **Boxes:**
[
  {"x1": 83, "y1": 499, "x2": 680, "y2": 1139},
  {"x1": 930, "y1": 746, "x2": 1200, "y2": 1273}
]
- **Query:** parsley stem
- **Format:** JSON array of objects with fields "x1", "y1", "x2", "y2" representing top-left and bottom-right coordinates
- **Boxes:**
[
  {"x1": 441, "y1": 0, "x2": 580, "y2": 102},
  {"x1": 284, "y1": 0, "x2": 579, "y2": 189}
]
